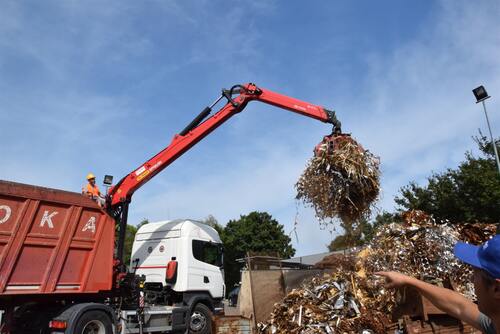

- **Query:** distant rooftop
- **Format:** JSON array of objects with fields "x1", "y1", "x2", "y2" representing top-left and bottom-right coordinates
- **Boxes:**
[{"x1": 283, "y1": 250, "x2": 347, "y2": 266}]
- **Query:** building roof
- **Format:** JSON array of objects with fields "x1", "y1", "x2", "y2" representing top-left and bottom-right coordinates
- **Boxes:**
[{"x1": 282, "y1": 250, "x2": 346, "y2": 266}]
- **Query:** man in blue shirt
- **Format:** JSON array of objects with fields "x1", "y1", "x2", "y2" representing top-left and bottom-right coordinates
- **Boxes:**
[{"x1": 377, "y1": 235, "x2": 500, "y2": 334}]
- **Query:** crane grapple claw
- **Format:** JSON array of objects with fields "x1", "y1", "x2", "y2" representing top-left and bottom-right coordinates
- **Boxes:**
[
  {"x1": 300, "y1": 134, "x2": 380, "y2": 223},
  {"x1": 314, "y1": 134, "x2": 354, "y2": 157}
]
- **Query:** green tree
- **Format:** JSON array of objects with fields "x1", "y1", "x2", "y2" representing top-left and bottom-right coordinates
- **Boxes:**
[
  {"x1": 372, "y1": 211, "x2": 400, "y2": 230},
  {"x1": 123, "y1": 219, "x2": 149, "y2": 266},
  {"x1": 395, "y1": 135, "x2": 500, "y2": 224},
  {"x1": 137, "y1": 218, "x2": 150, "y2": 230},
  {"x1": 202, "y1": 214, "x2": 224, "y2": 235},
  {"x1": 123, "y1": 224, "x2": 138, "y2": 266},
  {"x1": 327, "y1": 211, "x2": 399, "y2": 251},
  {"x1": 327, "y1": 218, "x2": 372, "y2": 251},
  {"x1": 220, "y1": 211, "x2": 295, "y2": 292}
]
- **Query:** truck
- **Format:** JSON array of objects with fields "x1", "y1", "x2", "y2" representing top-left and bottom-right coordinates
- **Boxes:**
[
  {"x1": 0, "y1": 82, "x2": 342, "y2": 334},
  {"x1": 130, "y1": 220, "x2": 225, "y2": 333}
]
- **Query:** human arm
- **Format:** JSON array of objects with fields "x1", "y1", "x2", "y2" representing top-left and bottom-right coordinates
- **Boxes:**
[
  {"x1": 82, "y1": 186, "x2": 91, "y2": 197},
  {"x1": 375, "y1": 271, "x2": 482, "y2": 330}
]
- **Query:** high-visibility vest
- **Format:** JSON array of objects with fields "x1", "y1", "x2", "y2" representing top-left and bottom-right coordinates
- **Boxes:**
[{"x1": 85, "y1": 183, "x2": 101, "y2": 197}]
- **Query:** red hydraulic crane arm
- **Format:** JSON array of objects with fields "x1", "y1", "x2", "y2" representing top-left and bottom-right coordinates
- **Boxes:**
[
  {"x1": 250, "y1": 86, "x2": 331, "y2": 122},
  {"x1": 108, "y1": 83, "x2": 341, "y2": 207}
]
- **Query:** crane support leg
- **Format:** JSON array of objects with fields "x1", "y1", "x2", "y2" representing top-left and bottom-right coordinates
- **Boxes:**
[{"x1": 115, "y1": 202, "x2": 130, "y2": 269}]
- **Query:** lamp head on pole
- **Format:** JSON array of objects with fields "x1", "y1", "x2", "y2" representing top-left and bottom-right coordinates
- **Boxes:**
[{"x1": 472, "y1": 85, "x2": 491, "y2": 103}]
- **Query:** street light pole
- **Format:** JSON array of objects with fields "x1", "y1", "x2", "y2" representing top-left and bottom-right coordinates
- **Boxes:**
[
  {"x1": 472, "y1": 85, "x2": 500, "y2": 176},
  {"x1": 472, "y1": 85, "x2": 500, "y2": 235},
  {"x1": 480, "y1": 99, "x2": 500, "y2": 175}
]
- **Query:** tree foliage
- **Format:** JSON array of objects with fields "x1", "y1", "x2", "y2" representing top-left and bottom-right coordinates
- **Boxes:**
[
  {"x1": 373, "y1": 211, "x2": 401, "y2": 228},
  {"x1": 220, "y1": 211, "x2": 295, "y2": 291},
  {"x1": 327, "y1": 211, "x2": 398, "y2": 251},
  {"x1": 395, "y1": 135, "x2": 500, "y2": 224},
  {"x1": 202, "y1": 214, "x2": 224, "y2": 235},
  {"x1": 327, "y1": 219, "x2": 372, "y2": 251},
  {"x1": 123, "y1": 219, "x2": 149, "y2": 266},
  {"x1": 123, "y1": 224, "x2": 138, "y2": 266}
]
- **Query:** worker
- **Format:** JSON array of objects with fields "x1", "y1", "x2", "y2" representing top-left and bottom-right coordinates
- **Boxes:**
[
  {"x1": 82, "y1": 173, "x2": 106, "y2": 207},
  {"x1": 377, "y1": 235, "x2": 500, "y2": 334}
]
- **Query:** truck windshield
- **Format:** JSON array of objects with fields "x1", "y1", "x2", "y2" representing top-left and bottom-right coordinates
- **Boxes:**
[{"x1": 192, "y1": 240, "x2": 223, "y2": 267}]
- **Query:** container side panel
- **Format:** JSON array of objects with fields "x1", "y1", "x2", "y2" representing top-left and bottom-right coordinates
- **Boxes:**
[
  {"x1": 82, "y1": 213, "x2": 114, "y2": 292},
  {"x1": 44, "y1": 207, "x2": 82, "y2": 292},
  {"x1": 6, "y1": 202, "x2": 72, "y2": 292},
  {"x1": 0, "y1": 198, "x2": 37, "y2": 293},
  {"x1": 28, "y1": 203, "x2": 69, "y2": 237},
  {"x1": 58, "y1": 248, "x2": 89, "y2": 285},
  {"x1": 0, "y1": 196, "x2": 25, "y2": 234},
  {"x1": 74, "y1": 210, "x2": 104, "y2": 241},
  {"x1": 55, "y1": 208, "x2": 103, "y2": 288},
  {"x1": 9, "y1": 245, "x2": 53, "y2": 284},
  {"x1": 0, "y1": 193, "x2": 15, "y2": 261}
]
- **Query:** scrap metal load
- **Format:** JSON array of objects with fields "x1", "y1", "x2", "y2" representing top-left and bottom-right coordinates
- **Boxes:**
[
  {"x1": 260, "y1": 211, "x2": 496, "y2": 334},
  {"x1": 258, "y1": 272, "x2": 391, "y2": 334},
  {"x1": 360, "y1": 211, "x2": 496, "y2": 299},
  {"x1": 296, "y1": 134, "x2": 380, "y2": 224}
]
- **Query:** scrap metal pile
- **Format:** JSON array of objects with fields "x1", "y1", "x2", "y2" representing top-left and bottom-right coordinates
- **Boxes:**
[
  {"x1": 295, "y1": 134, "x2": 380, "y2": 225},
  {"x1": 260, "y1": 211, "x2": 496, "y2": 333},
  {"x1": 361, "y1": 211, "x2": 495, "y2": 299},
  {"x1": 258, "y1": 273, "x2": 390, "y2": 334}
]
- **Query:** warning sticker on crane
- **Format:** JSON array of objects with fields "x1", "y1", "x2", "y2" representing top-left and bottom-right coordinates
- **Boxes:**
[
  {"x1": 134, "y1": 165, "x2": 151, "y2": 182},
  {"x1": 137, "y1": 170, "x2": 150, "y2": 182},
  {"x1": 135, "y1": 166, "x2": 147, "y2": 176}
]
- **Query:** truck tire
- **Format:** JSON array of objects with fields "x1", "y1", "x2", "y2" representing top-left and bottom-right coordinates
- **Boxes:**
[
  {"x1": 73, "y1": 310, "x2": 112, "y2": 334},
  {"x1": 188, "y1": 303, "x2": 212, "y2": 334}
]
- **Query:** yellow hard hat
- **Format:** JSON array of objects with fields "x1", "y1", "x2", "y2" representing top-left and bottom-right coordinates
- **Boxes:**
[{"x1": 86, "y1": 173, "x2": 96, "y2": 180}]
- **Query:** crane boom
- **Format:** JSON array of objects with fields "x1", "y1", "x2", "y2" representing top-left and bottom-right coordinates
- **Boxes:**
[
  {"x1": 108, "y1": 82, "x2": 342, "y2": 266},
  {"x1": 108, "y1": 83, "x2": 341, "y2": 207}
]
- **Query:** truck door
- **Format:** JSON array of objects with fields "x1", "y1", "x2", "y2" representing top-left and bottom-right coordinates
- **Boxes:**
[{"x1": 189, "y1": 240, "x2": 224, "y2": 298}]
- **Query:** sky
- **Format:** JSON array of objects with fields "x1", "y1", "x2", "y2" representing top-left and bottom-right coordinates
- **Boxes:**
[{"x1": 1, "y1": 0, "x2": 499, "y2": 256}]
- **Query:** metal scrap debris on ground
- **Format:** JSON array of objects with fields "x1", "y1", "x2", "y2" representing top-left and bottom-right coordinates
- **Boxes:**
[
  {"x1": 362, "y1": 211, "x2": 496, "y2": 300},
  {"x1": 259, "y1": 211, "x2": 496, "y2": 334},
  {"x1": 258, "y1": 272, "x2": 390, "y2": 334},
  {"x1": 295, "y1": 134, "x2": 380, "y2": 226}
]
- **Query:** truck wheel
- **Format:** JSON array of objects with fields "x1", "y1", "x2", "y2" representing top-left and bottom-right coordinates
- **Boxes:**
[
  {"x1": 189, "y1": 303, "x2": 212, "y2": 334},
  {"x1": 74, "y1": 310, "x2": 112, "y2": 334}
]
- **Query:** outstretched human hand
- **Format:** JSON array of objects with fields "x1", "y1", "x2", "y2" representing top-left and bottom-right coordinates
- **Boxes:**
[{"x1": 375, "y1": 271, "x2": 412, "y2": 289}]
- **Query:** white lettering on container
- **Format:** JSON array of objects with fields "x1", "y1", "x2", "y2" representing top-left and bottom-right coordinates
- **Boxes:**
[
  {"x1": 0, "y1": 205, "x2": 11, "y2": 224},
  {"x1": 82, "y1": 216, "x2": 96, "y2": 233},
  {"x1": 40, "y1": 211, "x2": 58, "y2": 228}
]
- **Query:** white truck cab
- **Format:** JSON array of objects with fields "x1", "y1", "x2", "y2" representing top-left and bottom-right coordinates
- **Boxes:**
[{"x1": 131, "y1": 219, "x2": 225, "y2": 300}]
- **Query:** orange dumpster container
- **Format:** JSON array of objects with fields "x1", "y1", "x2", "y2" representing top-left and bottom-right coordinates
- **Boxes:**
[{"x1": 0, "y1": 180, "x2": 115, "y2": 296}]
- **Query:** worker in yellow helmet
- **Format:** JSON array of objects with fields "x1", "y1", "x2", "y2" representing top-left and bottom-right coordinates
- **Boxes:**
[{"x1": 82, "y1": 173, "x2": 105, "y2": 207}]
